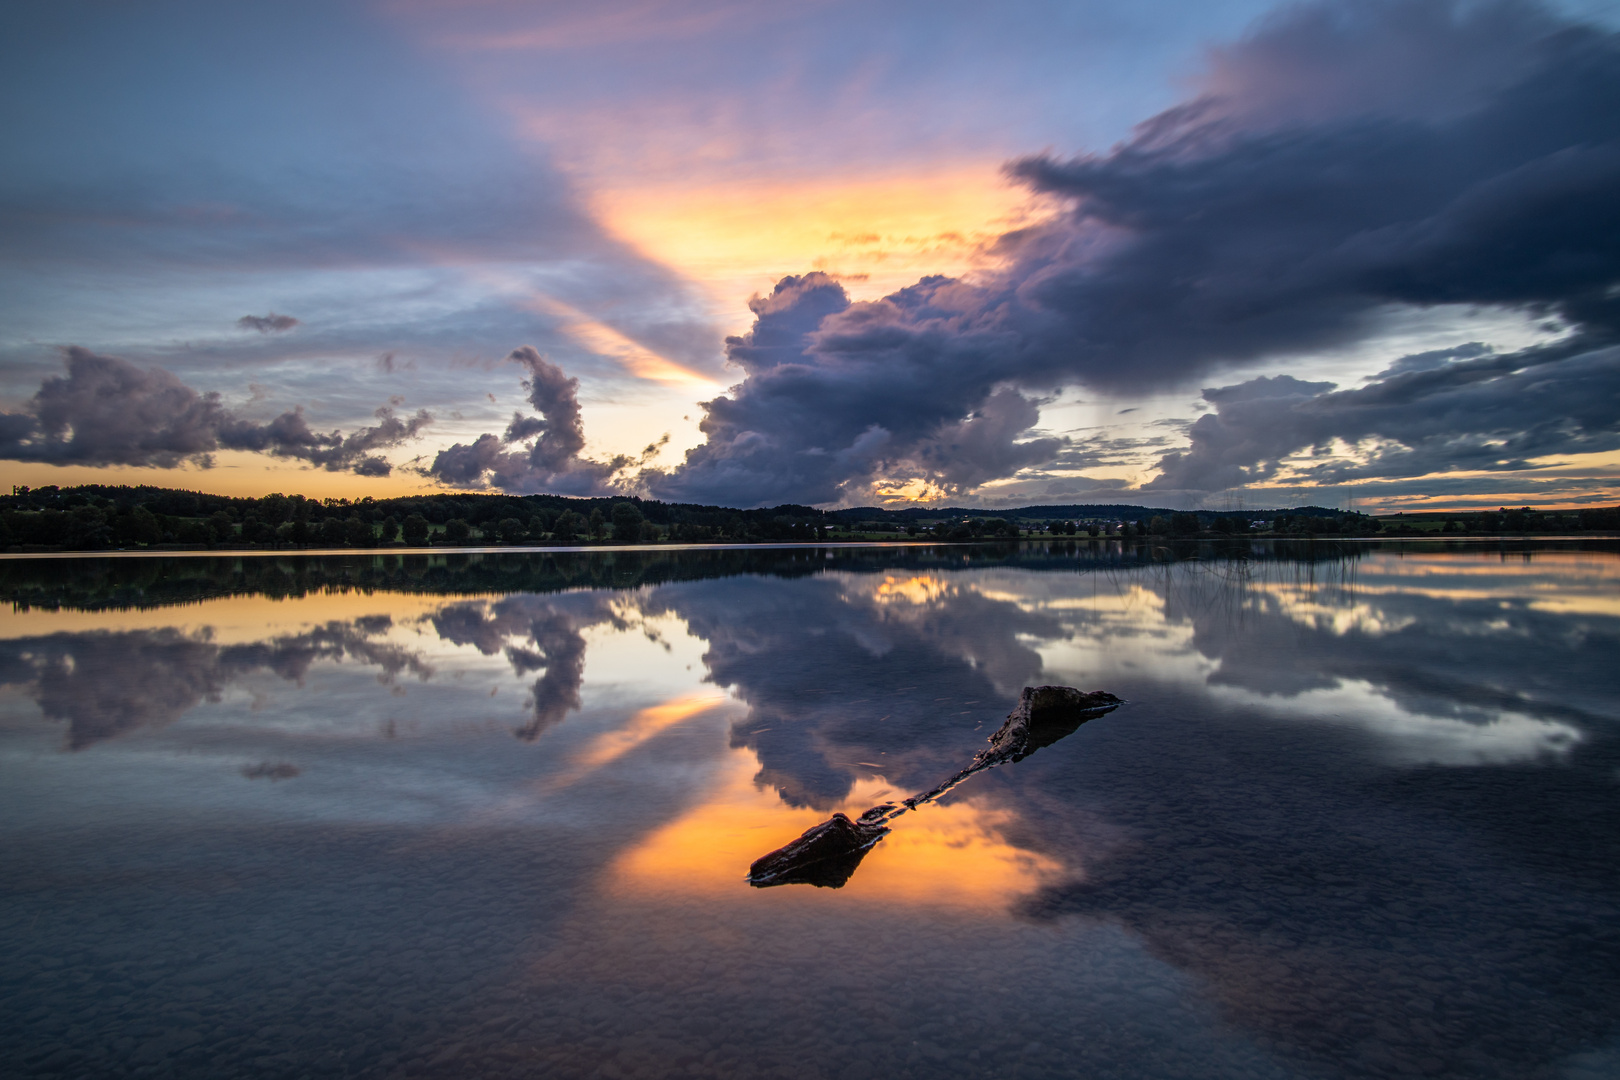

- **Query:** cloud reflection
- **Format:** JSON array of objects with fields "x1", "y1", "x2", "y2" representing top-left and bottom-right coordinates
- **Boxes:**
[
  {"x1": 2, "y1": 543, "x2": 1618, "y2": 1080},
  {"x1": 428, "y1": 593, "x2": 624, "y2": 741},
  {"x1": 640, "y1": 569, "x2": 1064, "y2": 810},
  {"x1": 0, "y1": 619, "x2": 431, "y2": 750}
]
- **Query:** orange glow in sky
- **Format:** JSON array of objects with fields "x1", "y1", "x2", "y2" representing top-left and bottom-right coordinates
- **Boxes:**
[
  {"x1": 589, "y1": 165, "x2": 1051, "y2": 325},
  {"x1": 523, "y1": 294, "x2": 724, "y2": 389},
  {"x1": 0, "y1": 454, "x2": 440, "y2": 502}
]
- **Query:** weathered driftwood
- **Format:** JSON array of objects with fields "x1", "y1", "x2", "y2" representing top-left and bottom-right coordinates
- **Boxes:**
[{"x1": 746, "y1": 685, "x2": 1121, "y2": 888}]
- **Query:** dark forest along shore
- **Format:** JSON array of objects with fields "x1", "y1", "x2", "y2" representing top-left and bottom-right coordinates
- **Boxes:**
[
  {"x1": 2, "y1": 541, "x2": 1618, "y2": 1080},
  {"x1": 10, "y1": 482, "x2": 1616, "y2": 552}
]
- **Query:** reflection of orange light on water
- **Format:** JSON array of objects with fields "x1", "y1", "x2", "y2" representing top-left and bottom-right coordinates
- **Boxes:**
[
  {"x1": 547, "y1": 690, "x2": 731, "y2": 790},
  {"x1": 610, "y1": 749, "x2": 1062, "y2": 908},
  {"x1": 0, "y1": 590, "x2": 498, "y2": 644},
  {"x1": 871, "y1": 574, "x2": 951, "y2": 606},
  {"x1": 1255, "y1": 552, "x2": 1620, "y2": 618}
]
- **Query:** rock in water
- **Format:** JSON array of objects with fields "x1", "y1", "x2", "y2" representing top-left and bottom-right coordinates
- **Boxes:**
[
  {"x1": 745, "y1": 685, "x2": 1123, "y2": 889},
  {"x1": 746, "y1": 813, "x2": 890, "y2": 889},
  {"x1": 979, "y1": 685, "x2": 1124, "y2": 765}
]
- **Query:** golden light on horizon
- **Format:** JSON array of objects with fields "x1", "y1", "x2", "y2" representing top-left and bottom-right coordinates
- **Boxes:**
[
  {"x1": 0, "y1": 454, "x2": 441, "y2": 503},
  {"x1": 1232, "y1": 448, "x2": 1620, "y2": 515}
]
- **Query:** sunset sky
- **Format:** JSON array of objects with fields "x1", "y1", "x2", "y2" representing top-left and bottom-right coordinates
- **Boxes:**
[{"x1": 2, "y1": 0, "x2": 1617, "y2": 511}]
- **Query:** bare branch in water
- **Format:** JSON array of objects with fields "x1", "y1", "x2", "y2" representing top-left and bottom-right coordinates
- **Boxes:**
[{"x1": 746, "y1": 686, "x2": 1122, "y2": 888}]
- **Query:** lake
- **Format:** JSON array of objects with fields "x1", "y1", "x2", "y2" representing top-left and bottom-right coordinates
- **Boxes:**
[{"x1": 3, "y1": 540, "x2": 1618, "y2": 1080}]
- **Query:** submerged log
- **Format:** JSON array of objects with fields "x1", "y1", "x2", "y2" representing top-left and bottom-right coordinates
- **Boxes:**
[{"x1": 746, "y1": 684, "x2": 1121, "y2": 888}]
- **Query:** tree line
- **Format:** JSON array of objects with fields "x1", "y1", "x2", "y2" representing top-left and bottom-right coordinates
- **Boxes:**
[
  {"x1": 1, "y1": 484, "x2": 1613, "y2": 552},
  {"x1": 0, "y1": 485, "x2": 841, "y2": 551},
  {"x1": 1376, "y1": 506, "x2": 1620, "y2": 535}
]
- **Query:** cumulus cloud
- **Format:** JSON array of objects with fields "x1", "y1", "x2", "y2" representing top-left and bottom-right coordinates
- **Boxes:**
[
  {"x1": 237, "y1": 313, "x2": 299, "y2": 333},
  {"x1": 428, "y1": 345, "x2": 628, "y2": 494},
  {"x1": 0, "y1": 347, "x2": 430, "y2": 476},
  {"x1": 214, "y1": 401, "x2": 433, "y2": 477},
  {"x1": 648, "y1": 0, "x2": 1620, "y2": 507},
  {"x1": 643, "y1": 273, "x2": 1066, "y2": 506},
  {"x1": 1145, "y1": 337, "x2": 1620, "y2": 495}
]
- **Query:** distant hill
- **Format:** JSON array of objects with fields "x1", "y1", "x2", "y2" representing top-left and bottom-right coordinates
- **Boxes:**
[
  {"x1": 828, "y1": 503, "x2": 1343, "y2": 522},
  {"x1": 28, "y1": 482, "x2": 1603, "y2": 552},
  {"x1": 1, "y1": 483, "x2": 1345, "y2": 526},
  {"x1": 0, "y1": 483, "x2": 831, "y2": 523}
]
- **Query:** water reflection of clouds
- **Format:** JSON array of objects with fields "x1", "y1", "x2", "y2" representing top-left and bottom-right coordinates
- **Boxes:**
[
  {"x1": 428, "y1": 594, "x2": 610, "y2": 740},
  {"x1": 988, "y1": 554, "x2": 1620, "y2": 768},
  {"x1": 638, "y1": 572, "x2": 1061, "y2": 810},
  {"x1": 3, "y1": 546, "x2": 1618, "y2": 1080},
  {"x1": 0, "y1": 588, "x2": 721, "y2": 755},
  {"x1": 1010, "y1": 686, "x2": 1620, "y2": 1079},
  {"x1": 637, "y1": 547, "x2": 1617, "y2": 1074},
  {"x1": 1213, "y1": 679, "x2": 1582, "y2": 766},
  {"x1": 0, "y1": 620, "x2": 433, "y2": 750},
  {"x1": 4, "y1": 548, "x2": 1611, "y2": 789},
  {"x1": 545, "y1": 689, "x2": 730, "y2": 792}
]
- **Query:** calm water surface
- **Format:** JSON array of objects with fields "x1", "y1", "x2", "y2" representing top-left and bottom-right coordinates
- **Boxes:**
[{"x1": 2, "y1": 541, "x2": 1618, "y2": 1080}]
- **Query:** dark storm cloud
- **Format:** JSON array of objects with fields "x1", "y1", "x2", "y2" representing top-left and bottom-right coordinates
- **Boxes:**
[
  {"x1": 652, "y1": 0, "x2": 1620, "y2": 506},
  {"x1": 237, "y1": 313, "x2": 299, "y2": 334},
  {"x1": 646, "y1": 273, "x2": 1066, "y2": 506},
  {"x1": 1146, "y1": 337, "x2": 1620, "y2": 494},
  {"x1": 1002, "y1": 0, "x2": 1620, "y2": 382},
  {"x1": 0, "y1": 347, "x2": 431, "y2": 475},
  {"x1": 427, "y1": 346, "x2": 627, "y2": 495}
]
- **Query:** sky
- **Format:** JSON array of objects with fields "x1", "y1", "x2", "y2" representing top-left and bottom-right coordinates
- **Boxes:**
[{"x1": 1, "y1": 0, "x2": 1618, "y2": 511}]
